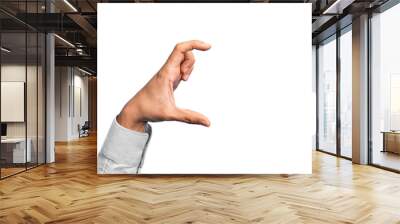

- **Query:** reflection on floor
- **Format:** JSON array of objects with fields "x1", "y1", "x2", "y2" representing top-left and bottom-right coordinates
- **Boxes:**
[
  {"x1": 1, "y1": 167, "x2": 25, "y2": 178},
  {"x1": 0, "y1": 162, "x2": 42, "y2": 178},
  {"x1": 341, "y1": 147, "x2": 352, "y2": 158},
  {"x1": 373, "y1": 150, "x2": 400, "y2": 171},
  {"x1": 0, "y1": 135, "x2": 400, "y2": 223}
]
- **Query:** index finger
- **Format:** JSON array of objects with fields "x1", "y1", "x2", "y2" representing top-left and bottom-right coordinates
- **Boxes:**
[{"x1": 167, "y1": 40, "x2": 211, "y2": 65}]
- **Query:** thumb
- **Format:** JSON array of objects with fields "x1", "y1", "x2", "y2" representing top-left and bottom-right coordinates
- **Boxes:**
[{"x1": 172, "y1": 108, "x2": 210, "y2": 127}]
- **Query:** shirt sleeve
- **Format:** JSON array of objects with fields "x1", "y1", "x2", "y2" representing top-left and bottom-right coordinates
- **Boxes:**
[{"x1": 97, "y1": 118, "x2": 152, "y2": 174}]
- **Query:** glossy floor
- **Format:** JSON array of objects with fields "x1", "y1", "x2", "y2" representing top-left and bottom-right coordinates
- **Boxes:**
[
  {"x1": 0, "y1": 167, "x2": 25, "y2": 178},
  {"x1": 372, "y1": 150, "x2": 400, "y2": 171},
  {"x1": 1, "y1": 162, "x2": 43, "y2": 178},
  {"x1": 0, "y1": 134, "x2": 400, "y2": 223}
]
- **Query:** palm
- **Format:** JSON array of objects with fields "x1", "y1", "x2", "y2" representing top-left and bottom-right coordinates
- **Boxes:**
[
  {"x1": 119, "y1": 40, "x2": 211, "y2": 132},
  {"x1": 156, "y1": 41, "x2": 210, "y2": 126}
]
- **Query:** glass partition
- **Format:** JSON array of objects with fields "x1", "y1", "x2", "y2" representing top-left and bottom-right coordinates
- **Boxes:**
[
  {"x1": 0, "y1": 1, "x2": 46, "y2": 179},
  {"x1": 0, "y1": 31, "x2": 28, "y2": 177},
  {"x1": 339, "y1": 28, "x2": 352, "y2": 158},
  {"x1": 317, "y1": 36, "x2": 337, "y2": 154},
  {"x1": 371, "y1": 3, "x2": 400, "y2": 171}
]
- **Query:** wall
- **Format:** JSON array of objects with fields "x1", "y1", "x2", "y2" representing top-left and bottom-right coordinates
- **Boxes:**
[
  {"x1": 72, "y1": 71, "x2": 89, "y2": 138},
  {"x1": 88, "y1": 77, "x2": 97, "y2": 132},
  {"x1": 55, "y1": 67, "x2": 69, "y2": 141},
  {"x1": 55, "y1": 66, "x2": 89, "y2": 141},
  {"x1": 1, "y1": 65, "x2": 25, "y2": 138},
  {"x1": 1, "y1": 65, "x2": 42, "y2": 138},
  {"x1": 1, "y1": 63, "x2": 46, "y2": 164}
]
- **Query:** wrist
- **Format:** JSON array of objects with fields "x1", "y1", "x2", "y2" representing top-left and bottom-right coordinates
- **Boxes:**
[{"x1": 117, "y1": 105, "x2": 147, "y2": 132}]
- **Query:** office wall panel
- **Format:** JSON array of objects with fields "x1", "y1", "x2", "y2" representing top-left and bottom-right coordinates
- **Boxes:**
[
  {"x1": 55, "y1": 67, "x2": 89, "y2": 141},
  {"x1": 1, "y1": 65, "x2": 40, "y2": 138},
  {"x1": 1, "y1": 82, "x2": 24, "y2": 122}
]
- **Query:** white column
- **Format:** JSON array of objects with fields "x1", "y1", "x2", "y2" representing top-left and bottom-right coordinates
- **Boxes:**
[
  {"x1": 352, "y1": 14, "x2": 369, "y2": 164},
  {"x1": 46, "y1": 33, "x2": 55, "y2": 163},
  {"x1": 46, "y1": 1, "x2": 55, "y2": 163}
]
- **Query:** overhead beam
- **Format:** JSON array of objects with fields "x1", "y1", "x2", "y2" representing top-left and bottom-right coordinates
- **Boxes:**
[
  {"x1": 67, "y1": 13, "x2": 97, "y2": 42},
  {"x1": 12, "y1": 13, "x2": 83, "y2": 32},
  {"x1": 0, "y1": 8, "x2": 38, "y2": 31},
  {"x1": 323, "y1": 0, "x2": 356, "y2": 14},
  {"x1": 55, "y1": 55, "x2": 96, "y2": 70},
  {"x1": 313, "y1": 14, "x2": 352, "y2": 44},
  {"x1": 312, "y1": 15, "x2": 335, "y2": 33}
]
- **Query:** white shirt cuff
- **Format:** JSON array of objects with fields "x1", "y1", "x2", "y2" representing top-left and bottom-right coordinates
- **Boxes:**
[{"x1": 98, "y1": 118, "x2": 152, "y2": 174}]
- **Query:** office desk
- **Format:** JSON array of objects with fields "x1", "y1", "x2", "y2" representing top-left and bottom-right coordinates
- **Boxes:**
[
  {"x1": 381, "y1": 131, "x2": 400, "y2": 154},
  {"x1": 1, "y1": 138, "x2": 32, "y2": 163}
]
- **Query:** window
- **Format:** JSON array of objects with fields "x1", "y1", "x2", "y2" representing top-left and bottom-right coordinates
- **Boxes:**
[
  {"x1": 339, "y1": 28, "x2": 352, "y2": 158},
  {"x1": 370, "y1": 3, "x2": 400, "y2": 171},
  {"x1": 318, "y1": 36, "x2": 337, "y2": 154}
]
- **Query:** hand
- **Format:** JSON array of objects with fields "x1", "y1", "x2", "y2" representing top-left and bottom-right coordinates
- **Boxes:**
[{"x1": 117, "y1": 40, "x2": 211, "y2": 132}]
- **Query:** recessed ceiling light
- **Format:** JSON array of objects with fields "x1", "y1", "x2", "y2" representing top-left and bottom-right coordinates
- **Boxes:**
[
  {"x1": 1, "y1": 47, "x2": 11, "y2": 53},
  {"x1": 78, "y1": 67, "x2": 93, "y2": 76},
  {"x1": 54, "y1": 34, "x2": 75, "y2": 48},
  {"x1": 63, "y1": 0, "x2": 78, "y2": 12}
]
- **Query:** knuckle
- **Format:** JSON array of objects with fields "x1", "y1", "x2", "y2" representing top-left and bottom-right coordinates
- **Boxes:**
[
  {"x1": 184, "y1": 116, "x2": 192, "y2": 123},
  {"x1": 175, "y1": 43, "x2": 183, "y2": 50}
]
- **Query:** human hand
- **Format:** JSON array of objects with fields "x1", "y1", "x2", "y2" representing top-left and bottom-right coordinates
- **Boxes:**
[{"x1": 117, "y1": 40, "x2": 211, "y2": 132}]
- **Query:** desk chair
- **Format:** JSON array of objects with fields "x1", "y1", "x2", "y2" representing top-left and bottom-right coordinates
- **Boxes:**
[{"x1": 79, "y1": 121, "x2": 90, "y2": 138}]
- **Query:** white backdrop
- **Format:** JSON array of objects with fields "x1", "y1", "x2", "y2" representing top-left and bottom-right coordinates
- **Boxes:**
[{"x1": 98, "y1": 3, "x2": 312, "y2": 174}]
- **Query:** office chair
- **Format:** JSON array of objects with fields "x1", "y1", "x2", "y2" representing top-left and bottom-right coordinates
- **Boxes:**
[{"x1": 79, "y1": 121, "x2": 90, "y2": 138}]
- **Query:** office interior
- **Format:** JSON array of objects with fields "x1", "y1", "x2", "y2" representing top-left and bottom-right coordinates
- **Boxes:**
[
  {"x1": 0, "y1": 0, "x2": 97, "y2": 179},
  {"x1": 314, "y1": 0, "x2": 400, "y2": 172},
  {"x1": 0, "y1": 0, "x2": 400, "y2": 222}
]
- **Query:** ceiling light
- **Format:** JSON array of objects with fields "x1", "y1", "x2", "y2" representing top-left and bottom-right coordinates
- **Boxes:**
[
  {"x1": 54, "y1": 34, "x2": 75, "y2": 48},
  {"x1": 76, "y1": 48, "x2": 84, "y2": 55},
  {"x1": 63, "y1": 0, "x2": 78, "y2": 12},
  {"x1": 1, "y1": 47, "x2": 11, "y2": 53},
  {"x1": 323, "y1": 0, "x2": 354, "y2": 15},
  {"x1": 78, "y1": 67, "x2": 93, "y2": 76}
]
